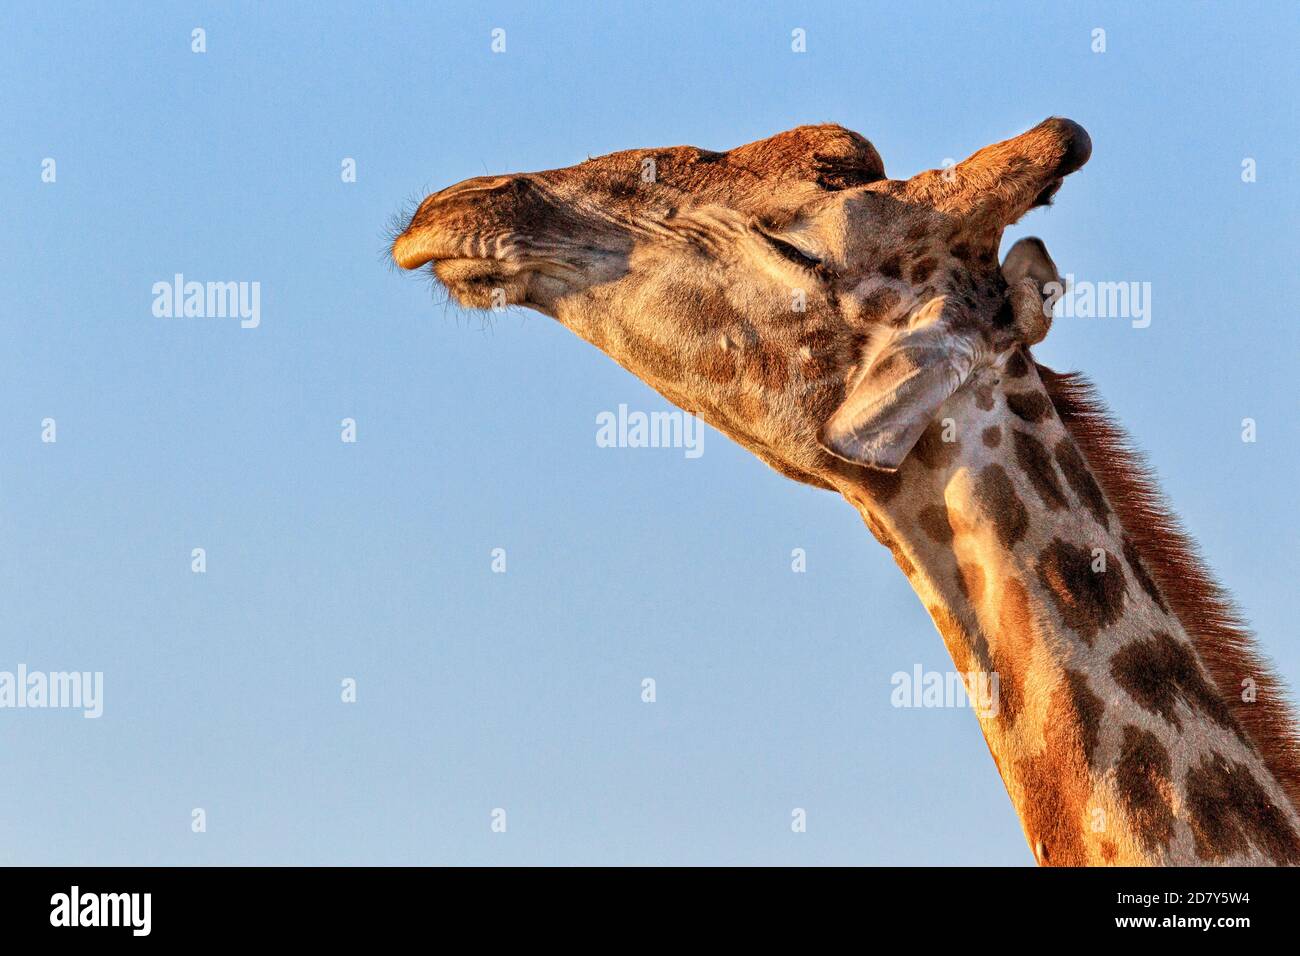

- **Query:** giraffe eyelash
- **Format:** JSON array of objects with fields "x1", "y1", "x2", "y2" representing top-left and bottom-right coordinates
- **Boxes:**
[{"x1": 750, "y1": 222, "x2": 835, "y2": 281}]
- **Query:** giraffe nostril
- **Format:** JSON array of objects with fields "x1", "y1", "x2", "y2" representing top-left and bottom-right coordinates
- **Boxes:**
[{"x1": 435, "y1": 175, "x2": 527, "y2": 203}]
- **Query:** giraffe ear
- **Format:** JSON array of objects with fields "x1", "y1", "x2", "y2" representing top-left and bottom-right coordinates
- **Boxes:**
[
  {"x1": 1001, "y1": 237, "x2": 1063, "y2": 346},
  {"x1": 1002, "y1": 236, "x2": 1063, "y2": 297},
  {"x1": 818, "y1": 299, "x2": 979, "y2": 471}
]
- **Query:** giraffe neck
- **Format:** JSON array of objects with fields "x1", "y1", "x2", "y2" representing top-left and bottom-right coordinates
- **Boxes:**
[{"x1": 838, "y1": 357, "x2": 1300, "y2": 865}]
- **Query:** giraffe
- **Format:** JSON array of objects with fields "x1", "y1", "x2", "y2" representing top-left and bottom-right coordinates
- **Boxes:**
[{"x1": 392, "y1": 118, "x2": 1300, "y2": 865}]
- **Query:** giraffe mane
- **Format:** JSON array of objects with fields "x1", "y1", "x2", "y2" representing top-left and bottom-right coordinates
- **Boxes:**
[{"x1": 1037, "y1": 361, "x2": 1300, "y2": 814}]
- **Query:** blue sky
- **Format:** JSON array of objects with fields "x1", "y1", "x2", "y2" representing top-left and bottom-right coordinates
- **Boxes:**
[{"x1": 2, "y1": 1, "x2": 1297, "y2": 865}]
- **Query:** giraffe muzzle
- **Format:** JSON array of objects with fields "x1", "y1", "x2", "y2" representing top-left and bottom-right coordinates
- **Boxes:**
[
  {"x1": 922, "y1": 116, "x2": 1093, "y2": 230},
  {"x1": 1042, "y1": 117, "x2": 1092, "y2": 178},
  {"x1": 392, "y1": 175, "x2": 536, "y2": 270}
]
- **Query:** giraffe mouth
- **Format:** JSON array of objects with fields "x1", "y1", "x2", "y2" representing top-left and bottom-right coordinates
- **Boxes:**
[
  {"x1": 1027, "y1": 120, "x2": 1090, "y2": 208},
  {"x1": 1031, "y1": 178, "x2": 1064, "y2": 208},
  {"x1": 432, "y1": 256, "x2": 505, "y2": 282},
  {"x1": 429, "y1": 256, "x2": 533, "y2": 309}
]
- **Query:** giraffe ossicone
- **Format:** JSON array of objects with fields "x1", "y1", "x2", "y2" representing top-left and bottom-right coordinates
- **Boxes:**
[{"x1": 393, "y1": 118, "x2": 1300, "y2": 865}]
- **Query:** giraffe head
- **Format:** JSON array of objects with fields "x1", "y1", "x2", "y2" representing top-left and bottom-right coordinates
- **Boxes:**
[{"x1": 393, "y1": 118, "x2": 1088, "y2": 487}]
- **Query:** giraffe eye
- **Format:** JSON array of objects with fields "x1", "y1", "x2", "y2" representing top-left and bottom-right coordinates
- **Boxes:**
[{"x1": 751, "y1": 221, "x2": 832, "y2": 279}]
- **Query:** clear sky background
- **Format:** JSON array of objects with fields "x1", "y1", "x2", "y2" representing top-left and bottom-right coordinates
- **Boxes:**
[{"x1": 3, "y1": 2, "x2": 1297, "y2": 865}]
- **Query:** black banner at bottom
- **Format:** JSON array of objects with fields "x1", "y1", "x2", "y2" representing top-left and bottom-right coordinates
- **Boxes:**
[{"x1": 0, "y1": 866, "x2": 1289, "y2": 941}]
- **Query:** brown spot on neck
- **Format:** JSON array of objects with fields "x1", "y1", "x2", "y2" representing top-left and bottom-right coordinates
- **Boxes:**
[
  {"x1": 1065, "y1": 669, "x2": 1104, "y2": 765},
  {"x1": 844, "y1": 461, "x2": 904, "y2": 504},
  {"x1": 1006, "y1": 390, "x2": 1052, "y2": 423},
  {"x1": 1054, "y1": 437, "x2": 1110, "y2": 528},
  {"x1": 1004, "y1": 348, "x2": 1030, "y2": 378},
  {"x1": 1035, "y1": 538, "x2": 1126, "y2": 645},
  {"x1": 917, "y1": 504, "x2": 954, "y2": 544},
  {"x1": 1121, "y1": 535, "x2": 1168, "y2": 613},
  {"x1": 911, "y1": 420, "x2": 961, "y2": 470},
  {"x1": 1185, "y1": 752, "x2": 1300, "y2": 864},
  {"x1": 1109, "y1": 631, "x2": 1237, "y2": 733},
  {"x1": 973, "y1": 464, "x2": 1029, "y2": 548},
  {"x1": 1115, "y1": 725, "x2": 1177, "y2": 854},
  {"x1": 1012, "y1": 429, "x2": 1068, "y2": 510}
]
